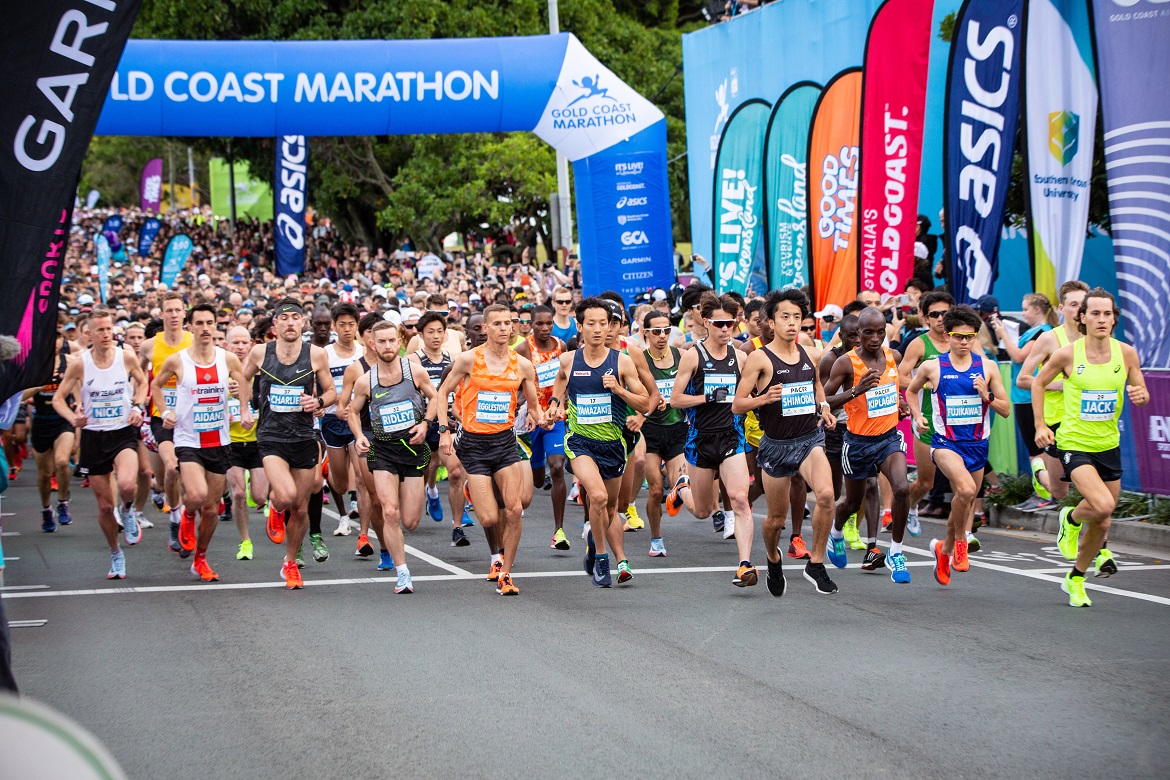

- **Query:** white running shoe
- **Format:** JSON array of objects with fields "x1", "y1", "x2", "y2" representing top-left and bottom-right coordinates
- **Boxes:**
[
  {"x1": 135, "y1": 509, "x2": 154, "y2": 529},
  {"x1": 333, "y1": 518, "x2": 352, "y2": 536},
  {"x1": 722, "y1": 513, "x2": 736, "y2": 540}
]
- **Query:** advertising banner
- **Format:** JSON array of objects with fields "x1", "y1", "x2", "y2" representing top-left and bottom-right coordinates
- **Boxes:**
[
  {"x1": 274, "y1": 136, "x2": 308, "y2": 277},
  {"x1": 808, "y1": 69, "x2": 863, "y2": 313},
  {"x1": 858, "y1": 0, "x2": 934, "y2": 296},
  {"x1": 95, "y1": 234, "x2": 111, "y2": 305},
  {"x1": 1128, "y1": 371, "x2": 1170, "y2": 495},
  {"x1": 85, "y1": 190, "x2": 101, "y2": 209},
  {"x1": 0, "y1": 0, "x2": 140, "y2": 401},
  {"x1": 1023, "y1": 0, "x2": 1097, "y2": 303},
  {"x1": 140, "y1": 157, "x2": 163, "y2": 213},
  {"x1": 102, "y1": 214, "x2": 124, "y2": 236},
  {"x1": 209, "y1": 159, "x2": 274, "y2": 221},
  {"x1": 160, "y1": 234, "x2": 194, "y2": 289},
  {"x1": 138, "y1": 217, "x2": 162, "y2": 258},
  {"x1": 943, "y1": 0, "x2": 1024, "y2": 304},
  {"x1": 763, "y1": 82, "x2": 820, "y2": 291},
  {"x1": 711, "y1": 100, "x2": 770, "y2": 296},
  {"x1": 1090, "y1": 0, "x2": 1170, "y2": 368}
]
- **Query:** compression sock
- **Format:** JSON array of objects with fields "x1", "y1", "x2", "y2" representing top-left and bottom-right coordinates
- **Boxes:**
[{"x1": 308, "y1": 488, "x2": 323, "y2": 536}]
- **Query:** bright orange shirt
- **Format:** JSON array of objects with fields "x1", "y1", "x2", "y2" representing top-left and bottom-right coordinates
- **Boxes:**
[
  {"x1": 459, "y1": 345, "x2": 522, "y2": 435},
  {"x1": 843, "y1": 347, "x2": 900, "y2": 437}
]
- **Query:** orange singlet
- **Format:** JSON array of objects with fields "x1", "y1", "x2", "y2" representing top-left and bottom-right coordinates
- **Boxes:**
[
  {"x1": 459, "y1": 345, "x2": 522, "y2": 434},
  {"x1": 843, "y1": 347, "x2": 900, "y2": 437},
  {"x1": 526, "y1": 334, "x2": 563, "y2": 410},
  {"x1": 149, "y1": 331, "x2": 194, "y2": 418}
]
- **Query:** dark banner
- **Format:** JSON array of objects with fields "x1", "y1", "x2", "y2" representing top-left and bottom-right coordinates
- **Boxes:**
[
  {"x1": 0, "y1": 0, "x2": 141, "y2": 398},
  {"x1": 274, "y1": 135, "x2": 308, "y2": 277}
]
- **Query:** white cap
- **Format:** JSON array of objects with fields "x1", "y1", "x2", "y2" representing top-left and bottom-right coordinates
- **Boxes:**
[
  {"x1": 198, "y1": 273, "x2": 210, "y2": 284},
  {"x1": 652, "y1": 288, "x2": 668, "y2": 301},
  {"x1": 814, "y1": 304, "x2": 844, "y2": 321},
  {"x1": 383, "y1": 309, "x2": 402, "y2": 326},
  {"x1": 400, "y1": 307, "x2": 422, "y2": 323},
  {"x1": 914, "y1": 241, "x2": 929, "y2": 260},
  {"x1": 371, "y1": 287, "x2": 388, "y2": 298},
  {"x1": 77, "y1": 293, "x2": 95, "y2": 305}
]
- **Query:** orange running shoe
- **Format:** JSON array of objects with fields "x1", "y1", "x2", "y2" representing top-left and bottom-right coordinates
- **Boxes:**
[
  {"x1": 281, "y1": 560, "x2": 303, "y2": 589},
  {"x1": 487, "y1": 560, "x2": 503, "y2": 582},
  {"x1": 178, "y1": 508, "x2": 197, "y2": 552},
  {"x1": 355, "y1": 533, "x2": 374, "y2": 557},
  {"x1": 50, "y1": 475, "x2": 58, "y2": 492},
  {"x1": 787, "y1": 535, "x2": 810, "y2": 560},
  {"x1": 931, "y1": 539, "x2": 951, "y2": 586},
  {"x1": 496, "y1": 573, "x2": 519, "y2": 596},
  {"x1": 321, "y1": 452, "x2": 330, "y2": 480},
  {"x1": 734, "y1": 564, "x2": 759, "y2": 587},
  {"x1": 665, "y1": 475, "x2": 690, "y2": 517},
  {"x1": 191, "y1": 554, "x2": 219, "y2": 582},
  {"x1": 463, "y1": 482, "x2": 472, "y2": 505},
  {"x1": 880, "y1": 508, "x2": 893, "y2": 532},
  {"x1": 266, "y1": 505, "x2": 286, "y2": 544},
  {"x1": 953, "y1": 537, "x2": 970, "y2": 572}
]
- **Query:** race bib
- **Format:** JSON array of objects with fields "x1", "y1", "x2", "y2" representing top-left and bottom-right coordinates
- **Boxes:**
[
  {"x1": 1080, "y1": 390, "x2": 1118, "y2": 422},
  {"x1": 781, "y1": 381, "x2": 816, "y2": 417},
  {"x1": 193, "y1": 403, "x2": 226, "y2": 433},
  {"x1": 944, "y1": 394, "x2": 983, "y2": 427},
  {"x1": 865, "y1": 383, "x2": 898, "y2": 418},
  {"x1": 379, "y1": 399, "x2": 417, "y2": 433},
  {"x1": 475, "y1": 391, "x2": 511, "y2": 424},
  {"x1": 332, "y1": 375, "x2": 345, "y2": 397},
  {"x1": 227, "y1": 398, "x2": 241, "y2": 420},
  {"x1": 90, "y1": 399, "x2": 124, "y2": 422},
  {"x1": 268, "y1": 384, "x2": 303, "y2": 413},
  {"x1": 162, "y1": 387, "x2": 178, "y2": 410},
  {"x1": 704, "y1": 372, "x2": 736, "y2": 402},
  {"x1": 655, "y1": 377, "x2": 674, "y2": 404},
  {"x1": 536, "y1": 359, "x2": 560, "y2": 389},
  {"x1": 576, "y1": 392, "x2": 612, "y2": 425}
]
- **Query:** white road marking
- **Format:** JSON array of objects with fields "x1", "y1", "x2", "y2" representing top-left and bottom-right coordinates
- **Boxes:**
[
  {"x1": 0, "y1": 585, "x2": 50, "y2": 591},
  {"x1": 3, "y1": 557, "x2": 18, "y2": 562},
  {"x1": 1, "y1": 531, "x2": 20, "y2": 537},
  {"x1": 321, "y1": 506, "x2": 472, "y2": 576},
  {"x1": 9, "y1": 620, "x2": 47, "y2": 628}
]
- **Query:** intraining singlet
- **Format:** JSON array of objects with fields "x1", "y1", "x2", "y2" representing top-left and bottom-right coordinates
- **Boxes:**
[
  {"x1": 1056, "y1": 338, "x2": 1127, "y2": 453},
  {"x1": 459, "y1": 345, "x2": 521, "y2": 435},
  {"x1": 646, "y1": 347, "x2": 683, "y2": 427},
  {"x1": 368, "y1": 359, "x2": 425, "y2": 441},
  {"x1": 527, "y1": 334, "x2": 563, "y2": 411},
  {"x1": 323, "y1": 342, "x2": 364, "y2": 415},
  {"x1": 756, "y1": 345, "x2": 819, "y2": 441},
  {"x1": 843, "y1": 347, "x2": 900, "y2": 437},
  {"x1": 173, "y1": 348, "x2": 230, "y2": 449},
  {"x1": 256, "y1": 341, "x2": 317, "y2": 443},
  {"x1": 1043, "y1": 325, "x2": 1073, "y2": 427},
  {"x1": 566, "y1": 349, "x2": 624, "y2": 442},
  {"x1": 930, "y1": 352, "x2": 991, "y2": 445},
  {"x1": 684, "y1": 339, "x2": 740, "y2": 432},
  {"x1": 149, "y1": 331, "x2": 193, "y2": 418},
  {"x1": 80, "y1": 348, "x2": 132, "y2": 432}
]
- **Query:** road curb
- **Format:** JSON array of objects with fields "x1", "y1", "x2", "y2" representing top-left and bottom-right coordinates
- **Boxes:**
[{"x1": 990, "y1": 507, "x2": 1170, "y2": 552}]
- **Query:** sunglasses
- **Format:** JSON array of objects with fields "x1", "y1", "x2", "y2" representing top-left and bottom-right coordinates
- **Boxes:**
[
  {"x1": 821, "y1": 315, "x2": 838, "y2": 324},
  {"x1": 555, "y1": 299, "x2": 573, "y2": 305},
  {"x1": 947, "y1": 331, "x2": 977, "y2": 341},
  {"x1": 403, "y1": 323, "x2": 417, "y2": 331},
  {"x1": 709, "y1": 319, "x2": 736, "y2": 329},
  {"x1": 519, "y1": 319, "x2": 532, "y2": 325},
  {"x1": 800, "y1": 325, "x2": 817, "y2": 333},
  {"x1": 926, "y1": 309, "x2": 948, "y2": 319},
  {"x1": 511, "y1": 317, "x2": 521, "y2": 323},
  {"x1": 646, "y1": 327, "x2": 671, "y2": 336}
]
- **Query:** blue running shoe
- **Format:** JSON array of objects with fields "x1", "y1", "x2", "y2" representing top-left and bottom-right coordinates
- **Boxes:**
[
  {"x1": 583, "y1": 530, "x2": 596, "y2": 575},
  {"x1": 592, "y1": 555, "x2": 612, "y2": 587},
  {"x1": 427, "y1": 493, "x2": 444, "y2": 522},
  {"x1": 377, "y1": 551, "x2": 394, "y2": 571},
  {"x1": 107, "y1": 549, "x2": 126, "y2": 580},
  {"x1": 121, "y1": 506, "x2": 141, "y2": 546},
  {"x1": 461, "y1": 503, "x2": 474, "y2": 527},
  {"x1": 906, "y1": 505, "x2": 921, "y2": 537},
  {"x1": 826, "y1": 535, "x2": 848, "y2": 568},
  {"x1": 888, "y1": 551, "x2": 911, "y2": 584},
  {"x1": 395, "y1": 568, "x2": 413, "y2": 594},
  {"x1": 42, "y1": 508, "x2": 56, "y2": 533},
  {"x1": 57, "y1": 503, "x2": 72, "y2": 526}
]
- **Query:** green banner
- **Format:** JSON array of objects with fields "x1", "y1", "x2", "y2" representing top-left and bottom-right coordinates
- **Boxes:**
[
  {"x1": 209, "y1": 158, "x2": 273, "y2": 221},
  {"x1": 763, "y1": 82, "x2": 820, "y2": 291},
  {"x1": 711, "y1": 99, "x2": 771, "y2": 296}
]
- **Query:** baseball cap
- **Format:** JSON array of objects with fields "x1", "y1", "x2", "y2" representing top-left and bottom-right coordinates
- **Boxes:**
[
  {"x1": 77, "y1": 293, "x2": 95, "y2": 306},
  {"x1": 400, "y1": 307, "x2": 422, "y2": 323},
  {"x1": 383, "y1": 309, "x2": 402, "y2": 326},
  {"x1": 371, "y1": 287, "x2": 388, "y2": 298},
  {"x1": 814, "y1": 304, "x2": 844, "y2": 321},
  {"x1": 973, "y1": 295, "x2": 999, "y2": 313},
  {"x1": 652, "y1": 288, "x2": 668, "y2": 302}
]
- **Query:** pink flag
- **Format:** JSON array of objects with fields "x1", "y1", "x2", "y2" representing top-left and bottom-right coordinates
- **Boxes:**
[{"x1": 140, "y1": 157, "x2": 163, "y2": 213}]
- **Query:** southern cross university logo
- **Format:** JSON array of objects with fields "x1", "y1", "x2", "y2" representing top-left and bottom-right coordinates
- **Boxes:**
[{"x1": 1048, "y1": 111, "x2": 1080, "y2": 166}]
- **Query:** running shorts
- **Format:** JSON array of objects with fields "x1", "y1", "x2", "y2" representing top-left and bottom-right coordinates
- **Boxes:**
[
  {"x1": 744, "y1": 410, "x2": 763, "y2": 450},
  {"x1": 140, "y1": 421, "x2": 158, "y2": 454},
  {"x1": 259, "y1": 439, "x2": 319, "y2": 471},
  {"x1": 1013, "y1": 403, "x2": 1045, "y2": 458},
  {"x1": 1044, "y1": 421, "x2": 1063, "y2": 460},
  {"x1": 642, "y1": 420, "x2": 686, "y2": 462},
  {"x1": 841, "y1": 428, "x2": 906, "y2": 481},
  {"x1": 457, "y1": 429, "x2": 520, "y2": 477},
  {"x1": 757, "y1": 428, "x2": 826, "y2": 480},
  {"x1": 31, "y1": 417, "x2": 74, "y2": 454},
  {"x1": 528, "y1": 421, "x2": 566, "y2": 469},
  {"x1": 78, "y1": 426, "x2": 139, "y2": 476},
  {"x1": 930, "y1": 439, "x2": 989, "y2": 474},
  {"x1": 319, "y1": 414, "x2": 355, "y2": 449},
  {"x1": 149, "y1": 416, "x2": 175, "y2": 446},
  {"x1": 176, "y1": 445, "x2": 231, "y2": 475},
  {"x1": 229, "y1": 440, "x2": 263, "y2": 470},
  {"x1": 685, "y1": 426, "x2": 746, "y2": 471},
  {"x1": 1061, "y1": 447, "x2": 1122, "y2": 484},
  {"x1": 824, "y1": 424, "x2": 844, "y2": 459},
  {"x1": 565, "y1": 433, "x2": 627, "y2": 481},
  {"x1": 368, "y1": 437, "x2": 430, "y2": 478}
]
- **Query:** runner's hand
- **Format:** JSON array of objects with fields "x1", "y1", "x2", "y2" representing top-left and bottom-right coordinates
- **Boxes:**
[
  {"x1": 656, "y1": 396, "x2": 667, "y2": 412},
  {"x1": 601, "y1": 373, "x2": 619, "y2": 391},
  {"x1": 854, "y1": 369, "x2": 881, "y2": 395},
  {"x1": 1128, "y1": 384, "x2": 1149, "y2": 405},
  {"x1": 973, "y1": 374, "x2": 990, "y2": 401},
  {"x1": 241, "y1": 407, "x2": 255, "y2": 430},
  {"x1": 439, "y1": 430, "x2": 454, "y2": 457},
  {"x1": 821, "y1": 405, "x2": 836, "y2": 430},
  {"x1": 914, "y1": 414, "x2": 929, "y2": 435},
  {"x1": 626, "y1": 414, "x2": 644, "y2": 433},
  {"x1": 1035, "y1": 424, "x2": 1054, "y2": 449},
  {"x1": 300, "y1": 393, "x2": 318, "y2": 413},
  {"x1": 72, "y1": 412, "x2": 87, "y2": 428},
  {"x1": 162, "y1": 410, "x2": 177, "y2": 429},
  {"x1": 898, "y1": 397, "x2": 911, "y2": 419},
  {"x1": 128, "y1": 408, "x2": 143, "y2": 428},
  {"x1": 408, "y1": 421, "x2": 428, "y2": 445},
  {"x1": 227, "y1": 378, "x2": 239, "y2": 396},
  {"x1": 355, "y1": 434, "x2": 370, "y2": 455},
  {"x1": 761, "y1": 384, "x2": 784, "y2": 404},
  {"x1": 528, "y1": 406, "x2": 544, "y2": 431}
]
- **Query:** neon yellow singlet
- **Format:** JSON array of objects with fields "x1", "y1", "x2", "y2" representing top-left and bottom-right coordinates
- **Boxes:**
[
  {"x1": 1043, "y1": 325, "x2": 1072, "y2": 427},
  {"x1": 1056, "y1": 338, "x2": 1126, "y2": 453}
]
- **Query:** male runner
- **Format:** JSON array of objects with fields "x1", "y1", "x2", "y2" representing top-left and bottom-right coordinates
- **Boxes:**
[
  {"x1": 907, "y1": 305, "x2": 1009, "y2": 586},
  {"x1": 152, "y1": 304, "x2": 253, "y2": 581},
  {"x1": 321, "y1": 303, "x2": 364, "y2": 536},
  {"x1": 550, "y1": 286, "x2": 579, "y2": 344},
  {"x1": 548, "y1": 298, "x2": 650, "y2": 587},
  {"x1": 302, "y1": 306, "x2": 337, "y2": 563},
  {"x1": 52, "y1": 309, "x2": 148, "y2": 579},
  {"x1": 733, "y1": 289, "x2": 839, "y2": 595},
  {"x1": 1032, "y1": 288, "x2": 1148, "y2": 607},
  {"x1": 26, "y1": 336, "x2": 75, "y2": 532},
  {"x1": 225, "y1": 325, "x2": 268, "y2": 560},
  {"x1": 242, "y1": 298, "x2": 337, "y2": 589},
  {"x1": 123, "y1": 322, "x2": 158, "y2": 531}
]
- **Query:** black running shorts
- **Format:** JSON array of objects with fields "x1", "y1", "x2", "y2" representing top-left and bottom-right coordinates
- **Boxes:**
[
  {"x1": 368, "y1": 437, "x2": 430, "y2": 479},
  {"x1": 176, "y1": 445, "x2": 231, "y2": 475},
  {"x1": 150, "y1": 416, "x2": 175, "y2": 446},
  {"x1": 229, "y1": 441, "x2": 263, "y2": 470},
  {"x1": 259, "y1": 439, "x2": 319, "y2": 471},
  {"x1": 78, "y1": 426, "x2": 139, "y2": 476},
  {"x1": 1061, "y1": 446, "x2": 1122, "y2": 484},
  {"x1": 641, "y1": 420, "x2": 686, "y2": 461},
  {"x1": 456, "y1": 429, "x2": 520, "y2": 477},
  {"x1": 756, "y1": 428, "x2": 826, "y2": 480},
  {"x1": 31, "y1": 417, "x2": 74, "y2": 454},
  {"x1": 565, "y1": 433, "x2": 627, "y2": 481}
]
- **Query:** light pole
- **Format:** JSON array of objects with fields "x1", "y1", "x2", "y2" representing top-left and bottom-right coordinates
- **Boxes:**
[{"x1": 549, "y1": 0, "x2": 573, "y2": 267}]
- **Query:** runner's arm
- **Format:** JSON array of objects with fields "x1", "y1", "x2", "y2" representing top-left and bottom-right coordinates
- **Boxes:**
[
  {"x1": 432, "y1": 351, "x2": 473, "y2": 428},
  {"x1": 149, "y1": 354, "x2": 181, "y2": 419},
  {"x1": 896, "y1": 336, "x2": 923, "y2": 390},
  {"x1": 517, "y1": 356, "x2": 545, "y2": 427},
  {"x1": 823, "y1": 353, "x2": 856, "y2": 410},
  {"x1": 983, "y1": 362, "x2": 1011, "y2": 418},
  {"x1": 126, "y1": 348, "x2": 150, "y2": 409},
  {"x1": 346, "y1": 372, "x2": 370, "y2": 443},
  {"x1": 310, "y1": 345, "x2": 338, "y2": 410},
  {"x1": 905, "y1": 360, "x2": 935, "y2": 433},
  {"x1": 547, "y1": 352, "x2": 573, "y2": 421},
  {"x1": 1123, "y1": 344, "x2": 1150, "y2": 406},
  {"x1": 1031, "y1": 344, "x2": 1073, "y2": 445},
  {"x1": 626, "y1": 346, "x2": 661, "y2": 417},
  {"x1": 611, "y1": 352, "x2": 651, "y2": 414},
  {"x1": 1016, "y1": 331, "x2": 1055, "y2": 392},
  {"x1": 667, "y1": 348, "x2": 703, "y2": 409},
  {"x1": 241, "y1": 344, "x2": 264, "y2": 381},
  {"x1": 813, "y1": 362, "x2": 835, "y2": 429},
  {"x1": 50, "y1": 358, "x2": 84, "y2": 424},
  {"x1": 730, "y1": 350, "x2": 778, "y2": 414},
  {"x1": 338, "y1": 360, "x2": 363, "y2": 420},
  {"x1": 225, "y1": 353, "x2": 254, "y2": 428}
]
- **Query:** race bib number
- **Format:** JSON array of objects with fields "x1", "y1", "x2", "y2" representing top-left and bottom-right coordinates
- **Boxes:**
[
  {"x1": 1080, "y1": 390, "x2": 1118, "y2": 422},
  {"x1": 193, "y1": 403, "x2": 226, "y2": 433},
  {"x1": 781, "y1": 381, "x2": 816, "y2": 417},
  {"x1": 536, "y1": 359, "x2": 560, "y2": 389},
  {"x1": 162, "y1": 387, "x2": 178, "y2": 410},
  {"x1": 945, "y1": 394, "x2": 983, "y2": 427},
  {"x1": 227, "y1": 398, "x2": 241, "y2": 420},
  {"x1": 90, "y1": 399, "x2": 124, "y2": 422},
  {"x1": 332, "y1": 375, "x2": 345, "y2": 397},
  {"x1": 268, "y1": 384, "x2": 303, "y2": 413},
  {"x1": 379, "y1": 400, "x2": 416, "y2": 433},
  {"x1": 576, "y1": 392, "x2": 612, "y2": 425},
  {"x1": 655, "y1": 378, "x2": 674, "y2": 404},
  {"x1": 704, "y1": 372, "x2": 736, "y2": 402},
  {"x1": 476, "y1": 391, "x2": 511, "y2": 425},
  {"x1": 865, "y1": 383, "x2": 898, "y2": 418}
]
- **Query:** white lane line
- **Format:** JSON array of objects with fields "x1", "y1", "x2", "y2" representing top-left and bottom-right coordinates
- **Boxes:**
[
  {"x1": 9, "y1": 620, "x2": 47, "y2": 628},
  {"x1": 1, "y1": 585, "x2": 50, "y2": 591},
  {"x1": 1026, "y1": 565, "x2": 1170, "y2": 574},
  {"x1": 1, "y1": 531, "x2": 20, "y2": 537},
  {"x1": 3, "y1": 558, "x2": 19, "y2": 562},
  {"x1": 321, "y1": 506, "x2": 473, "y2": 576}
]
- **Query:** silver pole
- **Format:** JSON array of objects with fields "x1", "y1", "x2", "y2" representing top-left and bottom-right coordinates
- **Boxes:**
[
  {"x1": 549, "y1": 0, "x2": 573, "y2": 268},
  {"x1": 187, "y1": 146, "x2": 197, "y2": 207}
]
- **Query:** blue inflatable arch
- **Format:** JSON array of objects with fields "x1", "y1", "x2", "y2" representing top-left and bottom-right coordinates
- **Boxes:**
[{"x1": 96, "y1": 33, "x2": 674, "y2": 299}]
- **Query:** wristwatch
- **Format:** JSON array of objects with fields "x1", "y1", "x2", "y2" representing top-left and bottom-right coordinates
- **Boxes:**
[{"x1": 437, "y1": 424, "x2": 449, "y2": 434}]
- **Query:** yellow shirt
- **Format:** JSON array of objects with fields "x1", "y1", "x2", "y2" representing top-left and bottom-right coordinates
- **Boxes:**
[{"x1": 149, "y1": 331, "x2": 193, "y2": 417}]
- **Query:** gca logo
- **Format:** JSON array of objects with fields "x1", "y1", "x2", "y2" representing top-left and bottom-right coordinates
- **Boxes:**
[{"x1": 621, "y1": 230, "x2": 648, "y2": 246}]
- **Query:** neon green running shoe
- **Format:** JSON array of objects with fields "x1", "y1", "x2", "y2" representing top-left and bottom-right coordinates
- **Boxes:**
[
  {"x1": 295, "y1": 545, "x2": 306, "y2": 569},
  {"x1": 310, "y1": 532, "x2": 329, "y2": 563},
  {"x1": 1094, "y1": 548, "x2": 1118, "y2": 578},
  {"x1": 236, "y1": 539, "x2": 254, "y2": 560},
  {"x1": 437, "y1": 465, "x2": 448, "y2": 482},
  {"x1": 1030, "y1": 457, "x2": 1052, "y2": 500},
  {"x1": 1061, "y1": 572, "x2": 1092, "y2": 607},
  {"x1": 843, "y1": 514, "x2": 865, "y2": 550},
  {"x1": 245, "y1": 470, "x2": 258, "y2": 508},
  {"x1": 1056, "y1": 506, "x2": 1082, "y2": 561}
]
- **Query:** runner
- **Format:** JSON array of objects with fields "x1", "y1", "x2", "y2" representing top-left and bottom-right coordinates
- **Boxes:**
[
  {"x1": 151, "y1": 304, "x2": 253, "y2": 582},
  {"x1": 320, "y1": 303, "x2": 364, "y2": 536},
  {"x1": 550, "y1": 286, "x2": 579, "y2": 344},
  {"x1": 433, "y1": 304, "x2": 543, "y2": 596},
  {"x1": 348, "y1": 321, "x2": 437, "y2": 594},
  {"x1": 823, "y1": 307, "x2": 913, "y2": 584},
  {"x1": 547, "y1": 297, "x2": 650, "y2": 587},
  {"x1": 51, "y1": 308, "x2": 149, "y2": 579},
  {"x1": 242, "y1": 298, "x2": 338, "y2": 590},
  {"x1": 405, "y1": 294, "x2": 465, "y2": 356},
  {"x1": 670, "y1": 292, "x2": 757, "y2": 587},
  {"x1": 123, "y1": 322, "x2": 157, "y2": 531},
  {"x1": 25, "y1": 336, "x2": 75, "y2": 533},
  {"x1": 1031, "y1": 288, "x2": 1149, "y2": 607},
  {"x1": 224, "y1": 325, "x2": 268, "y2": 561},
  {"x1": 303, "y1": 306, "x2": 337, "y2": 563},
  {"x1": 906, "y1": 305, "x2": 1009, "y2": 586},
  {"x1": 733, "y1": 289, "x2": 839, "y2": 595}
]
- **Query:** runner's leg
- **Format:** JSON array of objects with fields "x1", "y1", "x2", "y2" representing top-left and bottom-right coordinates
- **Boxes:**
[
  {"x1": 798, "y1": 447, "x2": 835, "y2": 566},
  {"x1": 372, "y1": 470, "x2": 408, "y2": 566},
  {"x1": 932, "y1": 450, "x2": 978, "y2": 556},
  {"x1": 1069, "y1": 467, "x2": 1120, "y2": 575},
  {"x1": 717, "y1": 454, "x2": 754, "y2": 565}
]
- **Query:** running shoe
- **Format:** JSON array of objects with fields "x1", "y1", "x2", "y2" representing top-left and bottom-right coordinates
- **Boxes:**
[
  {"x1": 295, "y1": 546, "x2": 305, "y2": 569},
  {"x1": 496, "y1": 573, "x2": 519, "y2": 595},
  {"x1": 665, "y1": 474, "x2": 690, "y2": 517},
  {"x1": 41, "y1": 508, "x2": 55, "y2": 533},
  {"x1": 711, "y1": 510, "x2": 726, "y2": 534},
  {"x1": 1021, "y1": 497, "x2": 1056, "y2": 513},
  {"x1": 972, "y1": 512, "x2": 985, "y2": 530},
  {"x1": 120, "y1": 505, "x2": 141, "y2": 546},
  {"x1": 733, "y1": 564, "x2": 758, "y2": 588},
  {"x1": 826, "y1": 535, "x2": 848, "y2": 568},
  {"x1": 333, "y1": 517, "x2": 352, "y2": 536},
  {"x1": 617, "y1": 559, "x2": 633, "y2": 584},
  {"x1": 488, "y1": 560, "x2": 503, "y2": 582},
  {"x1": 1061, "y1": 571, "x2": 1092, "y2": 607},
  {"x1": 648, "y1": 537, "x2": 666, "y2": 557},
  {"x1": 843, "y1": 514, "x2": 865, "y2": 550},
  {"x1": 880, "y1": 508, "x2": 893, "y2": 533},
  {"x1": 967, "y1": 532, "x2": 981, "y2": 553},
  {"x1": 176, "y1": 509, "x2": 195, "y2": 551},
  {"x1": 151, "y1": 489, "x2": 165, "y2": 511},
  {"x1": 281, "y1": 560, "x2": 303, "y2": 589},
  {"x1": 451, "y1": 527, "x2": 470, "y2": 547},
  {"x1": 237, "y1": 540, "x2": 253, "y2": 560},
  {"x1": 568, "y1": 481, "x2": 580, "y2": 505},
  {"x1": 168, "y1": 521, "x2": 183, "y2": 554},
  {"x1": 583, "y1": 530, "x2": 596, "y2": 576},
  {"x1": 1013, "y1": 494, "x2": 1046, "y2": 512},
  {"x1": 427, "y1": 492, "x2": 444, "y2": 522},
  {"x1": 378, "y1": 550, "x2": 394, "y2": 571},
  {"x1": 266, "y1": 505, "x2": 286, "y2": 545},
  {"x1": 309, "y1": 533, "x2": 329, "y2": 563},
  {"x1": 134, "y1": 509, "x2": 151, "y2": 529},
  {"x1": 50, "y1": 475, "x2": 58, "y2": 492},
  {"x1": 551, "y1": 528, "x2": 570, "y2": 550},
  {"x1": 953, "y1": 537, "x2": 969, "y2": 572},
  {"x1": 802, "y1": 562, "x2": 838, "y2": 595},
  {"x1": 906, "y1": 505, "x2": 921, "y2": 537},
  {"x1": 931, "y1": 538, "x2": 951, "y2": 586},
  {"x1": 592, "y1": 556, "x2": 612, "y2": 587},
  {"x1": 622, "y1": 505, "x2": 645, "y2": 532},
  {"x1": 1056, "y1": 506, "x2": 1081, "y2": 561},
  {"x1": 888, "y1": 551, "x2": 911, "y2": 583},
  {"x1": 722, "y1": 512, "x2": 736, "y2": 540},
  {"x1": 191, "y1": 555, "x2": 219, "y2": 582},
  {"x1": 461, "y1": 503, "x2": 474, "y2": 527},
  {"x1": 218, "y1": 499, "x2": 231, "y2": 523},
  {"x1": 395, "y1": 568, "x2": 414, "y2": 594},
  {"x1": 787, "y1": 535, "x2": 810, "y2": 560},
  {"x1": 543, "y1": 474, "x2": 552, "y2": 491},
  {"x1": 766, "y1": 558, "x2": 786, "y2": 597},
  {"x1": 861, "y1": 547, "x2": 887, "y2": 571},
  {"x1": 355, "y1": 533, "x2": 374, "y2": 557},
  {"x1": 1094, "y1": 548, "x2": 1118, "y2": 578},
  {"x1": 107, "y1": 549, "x2": 126, "y2": 580},
  {"x1": 58, "y1": 503, "x2": 73, "y2": 526}
]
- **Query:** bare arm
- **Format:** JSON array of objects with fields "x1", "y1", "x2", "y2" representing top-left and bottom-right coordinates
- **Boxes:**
[
  {"x1": 731, "y1": 349, "x2": 780, "y2": 414},
  {"x1": 612, "y1": 352, "x2": 651, "y2": 414},
  {"x1": 310, "y1": 345, "x2": 338, "y2": 411},
  {"x1": 1016, "y1": 330, "x2": 1056, "y2": 392},
  {"x1": 1123, "y1": 344, "x2": 1150, "y2": 407},
  {"x1": 984, "y1": 362, "x2": 1011, "y2": 419},
  {"x1": 906, "y1": 360, "x2": 936, "y2": 434},
  {"x1": 51, "y1": 358, "x2": 85, "y2": 426},
  {"x1": 547, "y1": 352, "x2": 573, "y2": 422},
  {"x1": 125, "y1": 348, "x2": 149, "y2": 409},
  {"x1": 626, "y1": 346, "x2": 660, "y2": 418},
  {"x1": 896, "y1": 336, "x2": 924, "y2": 391},
  {"x1": 824, "y1": 353, "x2": 859, "y2": 410},
  {"x1": 517, "y1": 355, "x2": 545, "y2": 428},
  {"x1": 668, "y1": 347, "x2": 703, "y2": 409},
  {"x1": 347, "y1": 372, "x2": 371, "y2": 454},
  {"x1": 1031, "y1": 344, "x2": 1073, "y2": 447},
  {"x1": 432, "y1": 350, "x2": 475, "y2": 428},
  {"x1": 338, "y1": 359, "x2": 364, "y2": 420}
]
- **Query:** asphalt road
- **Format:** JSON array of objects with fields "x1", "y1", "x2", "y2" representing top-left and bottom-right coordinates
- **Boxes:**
[{"x1": 2, "y1": 471, "x2": 1169, "y2": 779}]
